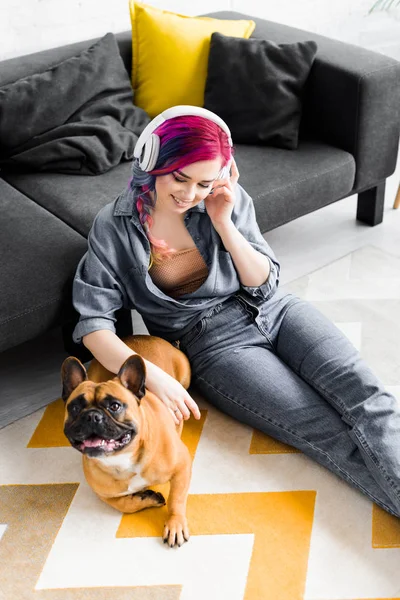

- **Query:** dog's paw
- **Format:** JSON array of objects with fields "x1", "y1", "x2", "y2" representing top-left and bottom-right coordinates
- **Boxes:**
[
  {"x1": 163, "y1": 515, "x2": 190, "y2": 548},
  {"x1": 135, "y1": 489, "x2": 166, "y2": 506}
]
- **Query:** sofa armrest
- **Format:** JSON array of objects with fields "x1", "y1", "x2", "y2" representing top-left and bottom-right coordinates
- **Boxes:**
[
  {"x1": 302, "y1": 38, "x2": 400, "y2": 192},
  {"x1": 203, "y1": 11, "x2": 400, "y2": 192}
]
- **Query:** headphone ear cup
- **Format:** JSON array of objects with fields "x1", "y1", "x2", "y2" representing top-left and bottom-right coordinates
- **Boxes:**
[{"x1": 139, "y1": 133, "x2": 160, "y2": 171}]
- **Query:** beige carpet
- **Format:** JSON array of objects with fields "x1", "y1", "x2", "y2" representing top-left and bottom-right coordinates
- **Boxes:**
[{"x1": 1, "y1": 244, "x2": 400, "y2": 600}]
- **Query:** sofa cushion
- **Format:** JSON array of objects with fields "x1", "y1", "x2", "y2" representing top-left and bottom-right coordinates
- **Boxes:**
[
  {"x1": 0, "y1": 180, "x2": 88, "y2": 352},
  {"x1": 0, "y1": 33, "x2": 150, "y2": 175},
  {"x1": 2, "y1": 162, "x2": 133, "y2": 238},
  {"x1": 0, "y1": 32, "x2": 133, "y2": 89},
  {"x1": 204, "y1": 32, "x2": 317, "y2": 149},
  {"x1": 3, "y1": 140, "x2": 355, "y2": 236},
  {"x1": 235, "y1": 140, "x2": 355, "y2": 231},
  {"x1": 129, "y1": 1, "x2": 255, "y2": 117}
]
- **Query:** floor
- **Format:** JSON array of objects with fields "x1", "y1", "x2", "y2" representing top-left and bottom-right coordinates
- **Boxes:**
[{"x1": 1, "y1": 155, "x2": 399, "y2": 430}]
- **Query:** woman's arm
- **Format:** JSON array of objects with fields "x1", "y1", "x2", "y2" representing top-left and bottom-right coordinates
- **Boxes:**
[
  {"x1": 83, "y1": 330, "x2": 137, "y2": 374},
  {"x1": 83, "y1": 330, "x2": 201, "y2": 423},
  {"x1": 205, "y1": 158, "x2": 273, "y2": 288},
  {"x1": 213, "y1": 220, "x2": 271, "y2": 287}
]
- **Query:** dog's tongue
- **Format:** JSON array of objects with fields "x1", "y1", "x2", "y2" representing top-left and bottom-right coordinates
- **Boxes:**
[
  {"x1": 82, "y1": 437, "x2": 105, "y2": 448},
  {"x1": 80, "y1": 437, "x2": 118, "y2": 451},
  {"x1": 78, "y1": 432, "x2": 132, "y2": 452}
]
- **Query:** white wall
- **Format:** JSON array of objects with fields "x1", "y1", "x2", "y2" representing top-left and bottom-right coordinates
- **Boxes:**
[
  {"x1": 1, "y1": 0, "x2": 400, "y2": 61},
  {"x1": 0, "y1": 0, "x2": 230, "y2": 61},
  {"x1": 233, "y1": 0, "x2": 370, "y2": 38},
  {"x1": 232, "y1": 0, "x2": 400, "y2": 57}
]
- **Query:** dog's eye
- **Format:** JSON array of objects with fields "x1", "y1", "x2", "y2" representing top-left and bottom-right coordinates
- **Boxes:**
[
  {"x1": 109, "y1": 402, "x2": 121, "y2": 412},
  {"x1": 70, "y1": 404, "x2": 81, "y2": 416}
]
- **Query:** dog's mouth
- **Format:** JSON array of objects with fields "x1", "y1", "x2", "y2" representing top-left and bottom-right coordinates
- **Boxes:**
[{"x1": 72, "y1": 431, "x2": 133, "y2": 454}]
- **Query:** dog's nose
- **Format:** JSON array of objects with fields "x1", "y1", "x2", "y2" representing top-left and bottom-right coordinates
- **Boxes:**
[{"x1": 84, "y1": 410, "x2": 104, "y2": 423}]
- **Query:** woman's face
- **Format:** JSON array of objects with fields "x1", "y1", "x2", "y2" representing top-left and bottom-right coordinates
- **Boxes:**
[{"x1": 153, "y1": 158, "x2": 223, "y2": 214}]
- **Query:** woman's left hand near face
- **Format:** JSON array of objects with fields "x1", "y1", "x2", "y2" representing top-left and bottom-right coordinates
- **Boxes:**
[{"x1": 204, "y1": 157, "x2": 239, "y2": 228}]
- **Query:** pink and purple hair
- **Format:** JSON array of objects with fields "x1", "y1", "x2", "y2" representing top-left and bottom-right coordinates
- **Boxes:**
[{"x1": 129, "y1": 115, "x2": 233, "y2": 265}]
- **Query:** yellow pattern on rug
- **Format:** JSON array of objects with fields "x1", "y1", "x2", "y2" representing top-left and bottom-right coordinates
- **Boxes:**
[{"x1": 118, "y1": 491, "x2": 316, "y2": 600}]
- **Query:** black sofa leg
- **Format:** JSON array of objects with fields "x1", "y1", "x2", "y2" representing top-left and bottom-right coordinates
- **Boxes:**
[
  {"x1": 61, "y1": 307, "x2": 134, "y2": 364},
  {"x1": 356, "y1": 181, "x2": 385, "y2": 226}
]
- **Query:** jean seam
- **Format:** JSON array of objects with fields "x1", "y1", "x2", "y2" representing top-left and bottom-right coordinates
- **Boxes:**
[
  {"x1": 235, "y1": 297, "x2": 276, "y2": 348},
  {"x1": 255, "y1": 319, "x2": 276, "y2": 350},
  {"x1": 234, "y1": 297, "x2": 254, "y2": 318},
  {"x1": 352, "y1": 424, "x2": 400, "y2": 496},
  {"x1": 181, "y1": 319, "x2": 206, "y2": 351},
  {"x1": 195, "y1": 374, "x2": 400, "y2": 517},
  {"x1": 296, "y1": 333, "x2": 349, "y2": 414},
  {"x1": 295, "y1": 360, "x2": 400, "y2": 499}
]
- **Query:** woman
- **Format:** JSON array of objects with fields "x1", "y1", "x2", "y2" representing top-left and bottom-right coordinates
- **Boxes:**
[{"x1": 72, "y1": 105, "x2": 400, "y2": 518}]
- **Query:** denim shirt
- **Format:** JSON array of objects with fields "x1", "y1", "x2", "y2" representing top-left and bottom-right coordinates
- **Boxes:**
[{"x1": 72, "y1": 182, "x2": 281, "y2": 345}]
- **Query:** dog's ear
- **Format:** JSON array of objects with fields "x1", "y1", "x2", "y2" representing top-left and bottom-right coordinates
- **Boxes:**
[
  {"x1": 117, "y1": 355, "x2": 146, "y2": 403},
  {"x1": 61, "y1": 357, "x2": 88, "y2": 402}
]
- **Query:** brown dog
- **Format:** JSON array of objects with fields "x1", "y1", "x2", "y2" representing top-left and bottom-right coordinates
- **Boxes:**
[{"x1": 61, "y1": 334, "x2": 192, "y2": 548}]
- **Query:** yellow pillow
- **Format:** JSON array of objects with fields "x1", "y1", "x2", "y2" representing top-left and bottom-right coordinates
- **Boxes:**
[{"x1": 129, "y1": 1, "x2": 255, "y2": 118}]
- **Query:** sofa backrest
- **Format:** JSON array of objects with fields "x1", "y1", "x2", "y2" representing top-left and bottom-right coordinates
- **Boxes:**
[
  {"x1": 0, "y1": 31, "x2": 133, "y2": 87},
  {"x1": 1, "y1": 12, "x2": 313, "y2": 91}
]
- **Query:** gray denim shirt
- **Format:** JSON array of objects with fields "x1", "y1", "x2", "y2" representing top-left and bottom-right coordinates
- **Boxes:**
[{"x1": 72, "y1": 182, "x2": 281, "y2": 345}]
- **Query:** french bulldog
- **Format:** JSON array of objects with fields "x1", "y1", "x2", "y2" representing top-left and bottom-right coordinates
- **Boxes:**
[{"x1": 61, "y1": 334, "x2": 192, "y2": 548}]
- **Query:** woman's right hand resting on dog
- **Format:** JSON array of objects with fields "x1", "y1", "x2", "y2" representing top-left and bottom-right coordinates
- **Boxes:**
[
  {"x1": 144, "y1": 360, "x2": 200, "y2": 424},
  {"x1": 83, "y1": 330, "x2": 201, "y2": 425}
]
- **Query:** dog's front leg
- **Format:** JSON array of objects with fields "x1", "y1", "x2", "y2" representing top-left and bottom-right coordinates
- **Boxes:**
[
  {"x1": 163, "y1": 450, "x2": 192, "y2": 547},
  {"x1": 98, "y1": 489, "x2": 166, "y2": 513}
]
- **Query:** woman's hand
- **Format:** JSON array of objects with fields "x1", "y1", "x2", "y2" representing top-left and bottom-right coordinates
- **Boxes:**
[
  {"x1": 144, "y1": 359, "x2": 201, "y2": 425},
  {"x1": 204, "y1": 157, "x2": 240, "y2": 229}
]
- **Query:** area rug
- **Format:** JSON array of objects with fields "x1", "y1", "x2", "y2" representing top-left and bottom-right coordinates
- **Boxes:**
[{"x1": 1, "y1": 244, "x2": 400, "y2": 600}]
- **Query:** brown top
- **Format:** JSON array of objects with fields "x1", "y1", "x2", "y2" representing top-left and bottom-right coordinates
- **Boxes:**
[{"x1": 149, "y1": 246, "x2": 209, "y2": 298}]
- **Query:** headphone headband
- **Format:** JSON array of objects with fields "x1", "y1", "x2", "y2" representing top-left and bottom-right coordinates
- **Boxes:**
[{"x1": 133, "y1": 105, "x2": 232, "y2": 171}]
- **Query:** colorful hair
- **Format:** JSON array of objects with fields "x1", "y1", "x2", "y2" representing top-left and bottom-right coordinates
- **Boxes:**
[{"x1": 129, "y1": 115, "x2": 233, "y2": 266}]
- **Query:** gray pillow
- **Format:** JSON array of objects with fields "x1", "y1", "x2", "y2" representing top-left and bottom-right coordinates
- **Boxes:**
[
  {"x1": 204, "y1": 32, "x2": 317, "y2": 150},
  {"x1": 0, "y1": 32, "x2": 150, "y2": 174}
]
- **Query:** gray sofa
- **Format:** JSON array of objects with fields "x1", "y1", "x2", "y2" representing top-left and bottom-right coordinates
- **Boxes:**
[{"x1": 1, "y1": 10, "x2": 400, "y2": 362}]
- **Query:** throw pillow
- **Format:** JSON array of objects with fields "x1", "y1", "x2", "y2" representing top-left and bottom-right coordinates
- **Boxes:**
[
  {"x1": 204, "y1": 32, "x2": 318, "y2": 149},
  {"x1": 129, "y1": 1, "x2": 255, "y2": 118},
  {"x1": 0, "y1": 32, "x2": 151, "y2": 175}
]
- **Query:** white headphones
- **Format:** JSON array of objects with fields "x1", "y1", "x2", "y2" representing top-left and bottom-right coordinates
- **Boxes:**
[{"x1": 133, "y1": 105, "x2": 233, "y2": 172}]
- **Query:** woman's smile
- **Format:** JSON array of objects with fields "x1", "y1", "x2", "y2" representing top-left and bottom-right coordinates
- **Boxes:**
[{"x1": 171, "y1": 194, "x2": 193, "y2": 208}]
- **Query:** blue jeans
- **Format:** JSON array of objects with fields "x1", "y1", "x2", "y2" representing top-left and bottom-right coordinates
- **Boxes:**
[{"x1": 177, "y1": 288, "x2": 400, "y2": 517}]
